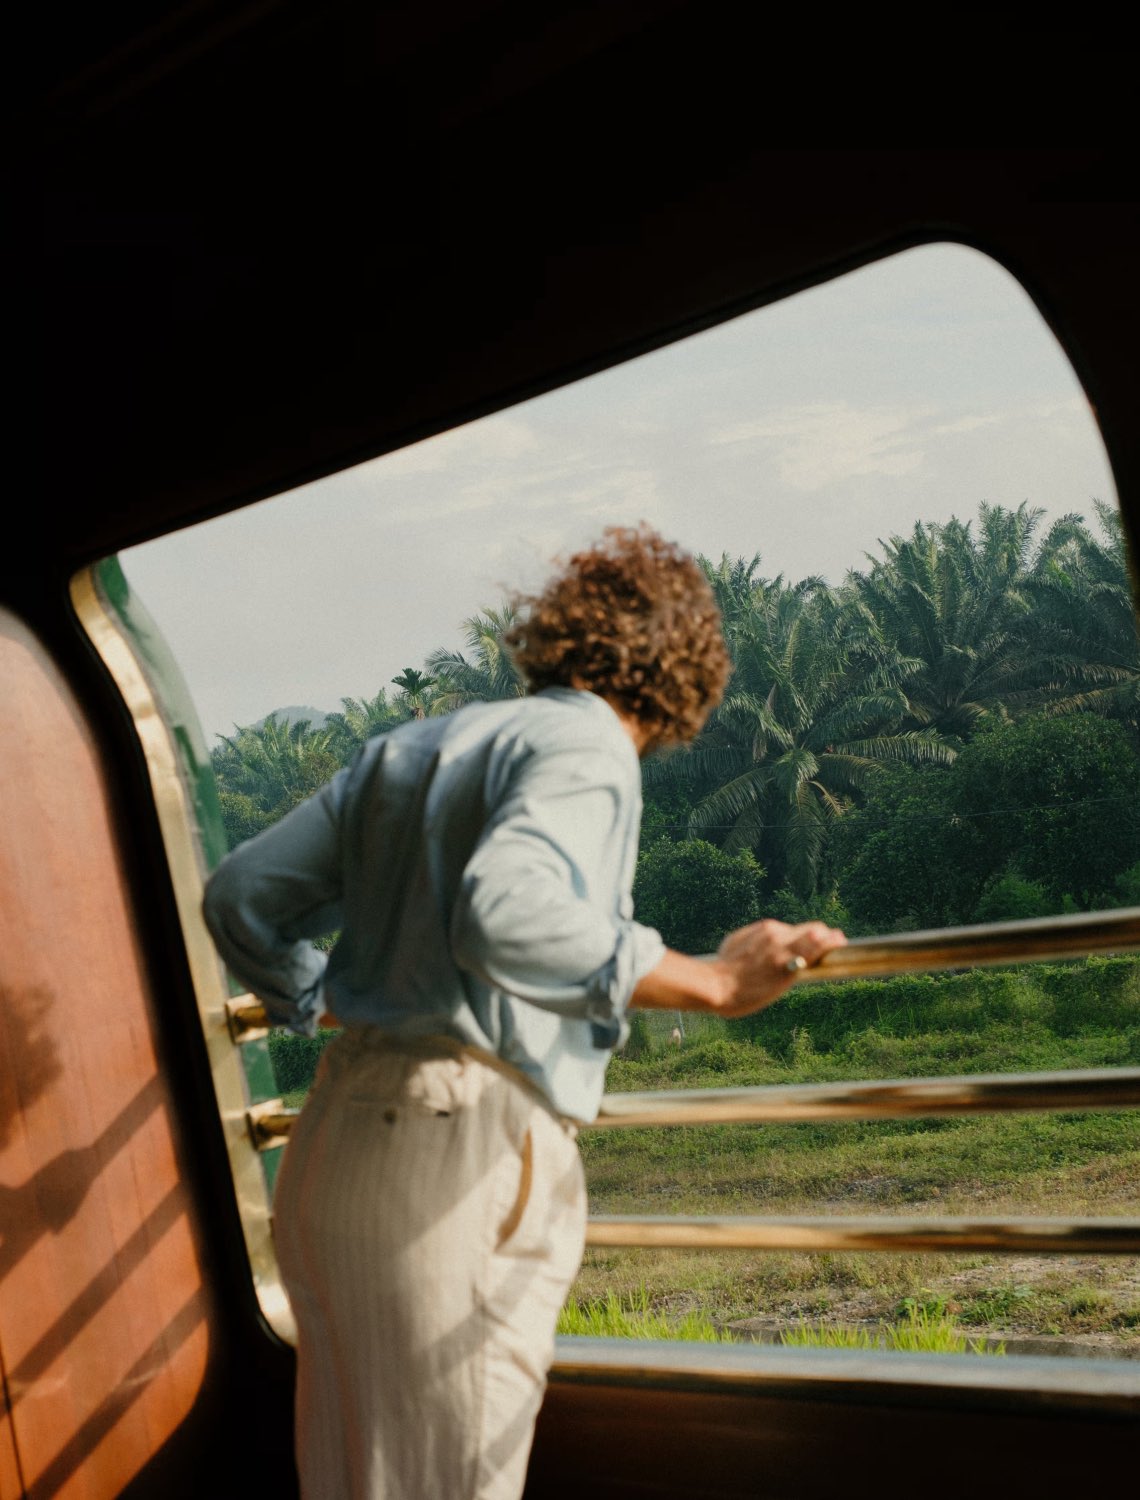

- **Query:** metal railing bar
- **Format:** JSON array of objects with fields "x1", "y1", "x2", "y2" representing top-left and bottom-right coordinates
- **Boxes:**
[
  {"x1": 225, "y1": 908, "x2": 1140, "y2": 1042},
  {"x1": 790, "y1": 906, "x2": 1140, "y2": 983},
  {"x1": 585, "y1": 1215, "x2": 1140, "y2": 1254},
  {"x1": 591, "y1": 1066, "x2": 1140, "y2": 1127},
  {"x1": 547, "y1": 1341, "x2": 1140, "y2": 1414},
  {"x1": 245, "y1": 1066, "x2": 1140, "y2": 1148}
]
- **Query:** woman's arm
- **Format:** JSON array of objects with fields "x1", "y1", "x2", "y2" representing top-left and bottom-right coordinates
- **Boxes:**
[{"x1": 630, "y1": 920, "x2": 846, "y2": 1019}]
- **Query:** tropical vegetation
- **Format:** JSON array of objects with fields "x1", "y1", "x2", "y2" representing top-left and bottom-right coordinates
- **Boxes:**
[
  {"x1": 238, "y1": 498, "x2": 1139, "y2": 1351},
  {"x1": 210, "y1": 499, "x2": 1140, "y2": 938}
]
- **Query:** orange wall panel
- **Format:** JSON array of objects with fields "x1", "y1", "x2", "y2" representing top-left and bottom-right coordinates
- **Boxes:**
[{"x1": 0, "y1": 611, "x2": 210, "y2": 1498}]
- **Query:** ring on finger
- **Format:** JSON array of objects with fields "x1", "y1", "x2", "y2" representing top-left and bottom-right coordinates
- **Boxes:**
[{"x1": 785, "y1": 955, "x2": 808, "y2": 974}]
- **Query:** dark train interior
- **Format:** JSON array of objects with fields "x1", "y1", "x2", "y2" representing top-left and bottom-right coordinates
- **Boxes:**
[{"x1": 6, "y1": 4, "x2": 1139, "y2": 1495}]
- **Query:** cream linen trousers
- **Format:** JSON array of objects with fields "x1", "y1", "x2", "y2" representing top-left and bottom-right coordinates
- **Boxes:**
[{"x1": 273, "y1": 1027, "x2": 588, "y2": 1500}]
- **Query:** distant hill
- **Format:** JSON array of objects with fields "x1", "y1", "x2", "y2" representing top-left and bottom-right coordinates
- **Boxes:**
[{"x1": 253, "y1": 705, "x2": 330, "y2": 731}]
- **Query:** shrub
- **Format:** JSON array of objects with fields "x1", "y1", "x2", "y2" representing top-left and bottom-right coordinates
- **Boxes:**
[
  {"x1": 623, "y1": 1011, "x2": 653, "y2": 1060},
  {"x1": 634, "y1": 839, "x2": 765, "y2": 953},
  {"x1": 972, "y1": 873, "x2": 1054, "y2": 924},
  {"x1": 733, "y1": 959, "x2": 1140, "y2": 1057},
  {"x1": 269, "y1": 1029, "x2": 337, "y2": 1095}
]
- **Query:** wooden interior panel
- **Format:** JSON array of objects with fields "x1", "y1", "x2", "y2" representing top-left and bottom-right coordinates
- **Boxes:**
[
  {"x1": 527, "y1": 1379, "x2": 1137, "y2": 1499},
  {"x1": 0, "y1": 609, "x2": 211, "y2": 1498}
]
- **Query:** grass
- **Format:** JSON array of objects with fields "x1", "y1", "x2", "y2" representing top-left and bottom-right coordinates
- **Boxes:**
[
  {"x1": 266, "y1": 959, "x2": 1140, "y2": 1345},
  {"x1": 781, "y1": 1306, "x2": 1002, "y2": 1356},
  {"x1": 558, "y1": 1287, "x2": 732, "y2": 1342},
  {"x1": 566, "y1": 959, "x2": 1140, "y2": 1346}
]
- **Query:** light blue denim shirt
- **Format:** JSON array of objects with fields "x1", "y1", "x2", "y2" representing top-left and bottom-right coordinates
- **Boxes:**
[{"x1": 202, "y1": 688, "x2": 665, "y2": 1121}]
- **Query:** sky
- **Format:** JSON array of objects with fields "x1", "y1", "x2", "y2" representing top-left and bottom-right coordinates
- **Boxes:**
[{"x1": 121, "y1": 242, "x2": 1120, "y2": 746}]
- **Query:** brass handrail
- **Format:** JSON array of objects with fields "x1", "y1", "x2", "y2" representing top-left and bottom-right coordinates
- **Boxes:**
[
  {"x1": 548, "y1": 1340, "x2": 1140, "y2": 1412},
  {"x1": 225, "y1": 907, "x2": 1140, "y2": 1040},
  {"x1": 793, "y1": 907, "x2": 1140, "y2": 982},
  {"x1": 246, "y1": 1065, "x2": 1140, "y2": 1148},
  {"x1": 585, "y1": 1215, "x2": 1140, "y2": 1254},
  {"x1": 592, "y1": 1066, "x2": 1140, "y2": 1127}
]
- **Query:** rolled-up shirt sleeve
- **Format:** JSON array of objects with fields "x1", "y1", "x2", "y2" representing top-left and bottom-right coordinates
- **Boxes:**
[
  {"x1": 202, "y1": 771, "x2": 347, "y2": 1035},
  {"x1": 450, "y1": 736, "x2": 664, "y2": 1045}
]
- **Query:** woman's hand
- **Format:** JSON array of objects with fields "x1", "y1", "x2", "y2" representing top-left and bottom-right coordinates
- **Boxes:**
[{"x1": 712, "y1": 919, "x2": 846, "y2": 1018}]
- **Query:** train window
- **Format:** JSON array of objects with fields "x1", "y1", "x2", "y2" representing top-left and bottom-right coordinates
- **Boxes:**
[{"x1": 76, "y1": 241, "x2": 1140, "y2": 1357}]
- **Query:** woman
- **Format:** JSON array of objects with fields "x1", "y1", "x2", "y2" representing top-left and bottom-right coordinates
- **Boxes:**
[{"x1": 203, "y1": 525, "x2": 845, "y2": 1500}]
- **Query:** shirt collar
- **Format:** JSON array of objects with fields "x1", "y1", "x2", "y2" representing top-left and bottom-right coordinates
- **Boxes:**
[{"x1": 537, "y1": 686, "x2": 641, "y2": 761}]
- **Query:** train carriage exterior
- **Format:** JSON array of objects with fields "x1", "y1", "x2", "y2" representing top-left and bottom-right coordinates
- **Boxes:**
[{"x1": 5, "y1": 5, "x2": 1139, "y2": 1495}]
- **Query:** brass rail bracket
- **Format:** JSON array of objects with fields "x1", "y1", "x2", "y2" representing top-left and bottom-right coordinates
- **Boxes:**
[
  {"x1": 227, "y1": 995, "x2": 270, "y2": 1043},
  {"x1": 247, "y1": 1098, "x2": 299, "y2": 1150}
]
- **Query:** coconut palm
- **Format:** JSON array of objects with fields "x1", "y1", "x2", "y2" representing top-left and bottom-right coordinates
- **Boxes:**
[
  {"x1": 427, "y1": 605, "x2": 527, "y2": 711},
  {"x1": 1026, "y1": 501, "x2": 1140, "y2": 731},
  {"x1": 846, "y1": 502, "x2": 1045, "y2": 743},
  {"x1": 655, "y1": 579, "x2": 952, "y2": 896},
  {"x1": 699, "y1": 552, "x2": 827, "y2": 649},
  {"x1": 211, "y1": 713, "x2": 341, "y2": 842},
  {"x1": 325, "y1": 689, "x2": 404, "y2": 762}
]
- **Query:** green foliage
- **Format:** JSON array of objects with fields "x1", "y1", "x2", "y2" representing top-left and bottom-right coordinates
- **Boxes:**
[
  {"x1": 763, "y1": 884, "x2": 853, "y2": 931},
  {"x1": 660, "y1": 575, "x2": 951, "y2": 897},
  {"x1": 714, "y1": 954, "x2": 1140, "y2": 1062},
  {"x1": 205, "y1": 502, "x2": 1140, "y2": 930},
  {"x1": 1064, "y1": 1286, "x2": 1112, "y2": 1318},
  {"x1": 829, "y1": 765, "x2": 962, "y2": 931},
  {"x1": 958, "y1": 1284, "x2": 1035, "y2": 1326},
  {"x1": 269, "y1": 1029, "x2": 338, "y2": 1095},
  {"x1": 886, "y1": 1307, "x2": 1000, "y2": 1355},
  {"x1": 211, "y1": 713, "x2": 341, "y2": 848},
  {"x1": 1114, "y1": 861, "x2": 1140, "y2": 905},
  {"x1": 780, "y1": 1320, "x2": 876, "y2": 1349},
  {"x1": 1025, "y1": 501, "x2": 1140, "y2": 733},
  {"x1": 390, "y1": 667, "x2": 437, "y2": 720},
  {"x1": 215, "y1": 789, "x2": 275, "y2": 846},
  {"x1": 948, "y1": 714, "x2": 1140, "y2": 909},
  {"x1": 324, "y1": 689, "x2": 405, "y2": 760},
  {"x1": 633, "y1": 839, "x2": 765, "y2": 953},
  {"x1": 624, "y1": 957, "x2": 1140, "y2": 1072},
  {"x1": 831, "y1": 713, "x2": 1140, "y2": 928},
  {"x1": 847, "y1": 502, "x2": 1046, "y2": 744},
  {"x1": 427, "y1": 605, "x2": 526, "y2": 711},
  {"x1": 622, "y1": 1011, "x2": 653, "y2": 1060},
  {"x1": 639, "y1": 785, "x2": 702, "y2": 852},
  {"x1": 971, "y1": 873, "x2": 1054, "y2": 924}
]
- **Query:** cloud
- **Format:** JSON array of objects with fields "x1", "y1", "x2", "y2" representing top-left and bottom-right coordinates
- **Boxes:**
[{"x1": 709, "y1": 401, "x2": 1017, "y2": 494}]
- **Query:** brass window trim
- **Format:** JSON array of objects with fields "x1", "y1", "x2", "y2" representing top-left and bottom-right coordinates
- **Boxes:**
[{"x1": 71, "y1": 566, "x2": 296, "y2": 1345}]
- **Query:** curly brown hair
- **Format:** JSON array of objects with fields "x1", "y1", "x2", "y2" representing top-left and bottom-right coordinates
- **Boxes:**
[{"x1": 504, "y1": 526, "x2": 730, "y2": 750}]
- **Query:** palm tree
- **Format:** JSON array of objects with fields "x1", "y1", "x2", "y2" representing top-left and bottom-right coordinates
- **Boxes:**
[
  {"x1": 325, "y1": 689, "x2": 404, "y2": 763},
  {"x1": 427, "y1": 606, "x2": 526, "y2": 712},
  {"x1": 846, "y1": 502, "x2": 1044, "y2": 743},
  {"x1": 390, "y1": 667, "x2": 437, "y2": 720},
  {"x1": 1026, "y1": 501, "x2": 1140, "y2": 731},
  {"x1": 654, "y1": 579, "x2": 952, "y2": 896},
  {"x1": 211, "y1": 713, "x2": 341, "y2": 842},
  {"x1": 699, "y1": 552, "x2": 827, "y2": 648}
]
